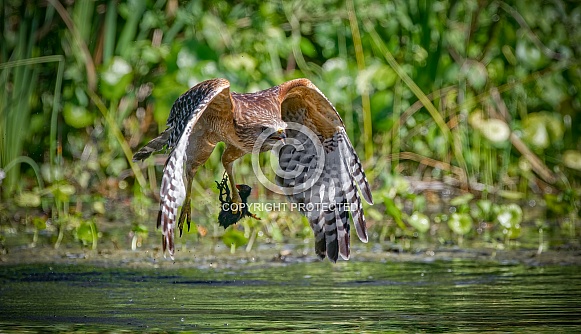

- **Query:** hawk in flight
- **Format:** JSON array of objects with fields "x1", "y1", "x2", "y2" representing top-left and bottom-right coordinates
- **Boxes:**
[{"x1": 133, "y1": 78, "x2": 373, "y2": 262}]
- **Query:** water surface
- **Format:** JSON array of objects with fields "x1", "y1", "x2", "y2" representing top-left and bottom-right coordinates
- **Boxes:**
[{"x1": 1, "y1": 259, "x2": 580, "y2": 332}]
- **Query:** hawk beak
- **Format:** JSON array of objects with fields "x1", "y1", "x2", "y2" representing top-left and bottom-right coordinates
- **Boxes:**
[{"x1": 277, "y1": 129, "x2": 286, "y2": 145}]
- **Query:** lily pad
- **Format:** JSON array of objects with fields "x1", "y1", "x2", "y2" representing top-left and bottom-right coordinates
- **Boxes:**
[
  {"x1": 563, "y1": 150, "x2": 581, "y2": 171},
  {"x1": 495, "y1": 203, "x2": 523, "y2": 239},
  {"x1": 471, "y1": 199, "x2": 497, "y2": 222},
  {"x1": 448, "y1": 213, "x2": 473, "y2": 235},
  {"x1": 522, "y1": 112, "x2": 564, "y2": 150},
  {"x1": 63, "y1": 104, "x2": 94, "y2": 128},
  {"x1": 496, "y1": 203, "x2": 523, "y2": 229},
  {"x1": 101, "y1": 57, "x2": 134, "y2": 100},
  {"x1": 222, "y1": 228, "x2": 248, "y2": 248},
  {"x1": 408, "y1": 212, "x2": 430, "y2": 233},
  {"x1": 479, "y1": 119, "x2": 510, "y2": 143}
]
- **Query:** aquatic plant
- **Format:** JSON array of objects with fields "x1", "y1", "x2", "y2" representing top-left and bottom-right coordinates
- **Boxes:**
[{"x1": 0, "y1": 0, "x2": 579, "y2": 253}]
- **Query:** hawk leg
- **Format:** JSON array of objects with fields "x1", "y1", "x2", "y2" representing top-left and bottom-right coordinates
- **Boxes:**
[
  {"x1": 215, "y1": 173, "x2": 232, "y2": 204},
  {"x1": 177, "y1": 168, "x2": 196, "y2": 237}
]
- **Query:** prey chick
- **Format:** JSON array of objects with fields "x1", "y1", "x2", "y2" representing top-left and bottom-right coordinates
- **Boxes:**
[{"x1": 215, "y1": 175, "x2": 260, "y2": 228}]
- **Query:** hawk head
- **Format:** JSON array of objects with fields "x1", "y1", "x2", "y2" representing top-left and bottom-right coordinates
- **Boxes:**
[{"x1": 257, "y1": 120, "x2": 287, "y2": 149}]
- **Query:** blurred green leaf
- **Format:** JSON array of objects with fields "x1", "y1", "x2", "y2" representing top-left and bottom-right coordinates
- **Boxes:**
[
  {"x1": 132, "y1": 223, "x2": 149, "y2": 234},
  {"x1": 75, "y1": 220, "x2": 98, "y2": 247},
  {"x1": 496, "y1": 203, "x2": 523, "y2": 229},
  {"x1": 270, "y1": 224, "x2": 284, "y2": 243},
  {"x1": 48, "y1": 183, "x2": 76, "y2": 203},
  {"x1": 563, "y1": 150, "x2": 581, "y2": 171},
  {"x1": 462, "y1": 61, "x2": 488, "y2": 90},
  {"x1": 15, "y1": 192, "x2": 41, "y2": 207},
  {"x1": 63, "y1": 104, "x2": 94, "y2": 128},
  {"x1": 222, "y1": 228, "x2": 248, "y2": 248},
  {"x1": 478, "y1": 119, "x2": 511, "y2": 144},
  {"x1": 448, "y1": 213, "x2": 473, "y2": 235},
  {"x1": 408, "y1": 212, "x2": 430, "y2": 233},
  {"x1": 515, "y1": 40, "x2": 546, "y2": 69},
  {"x1": 100, "y1": 57, "x2": 134, "y2": 100},
  {"x1": 383, "y1": 196, "x2": 406, "y2": 229},
  {"x1": 92, "y1": 201, "x2": 106, "y2": 215},
  {"x1": 450, "y1": 193, "x2": 474, "y2": 206},
  {"x1": 495, "y1": 203, "x2": 523, "y2": 239},
  {"x1": 545, "y1": 193, "x2": 575, "y2": 216},
  {"x1": 300, "y1": 37, "x2": 317, "y2": 58},
  {"x1": 497, "y1": 190, "x2": 525, "y2": 200},
  {"x1": 471, "y1": 199, "x2": 497, "y2": 222},
  {"x1": 32, "y1": 216, "x2": 47, "y2": 230},
  {"x1": 522, "y1": 112, "x2": 564, "y2": 150}
]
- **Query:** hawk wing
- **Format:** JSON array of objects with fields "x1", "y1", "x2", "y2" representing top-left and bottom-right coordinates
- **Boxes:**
[
  {"x1": 133, "y1": 78, "x2": 232, "y2": 258},
  {"x1": 277, "y1": 79, "x2": 373, "y2": 262}
]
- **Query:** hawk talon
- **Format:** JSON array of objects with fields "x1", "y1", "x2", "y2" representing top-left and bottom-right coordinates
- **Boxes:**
[{"x1": 177, "y1": 204, "x2": 191, "y2": 237}]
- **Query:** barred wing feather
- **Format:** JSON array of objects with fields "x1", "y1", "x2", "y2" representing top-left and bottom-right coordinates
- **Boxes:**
[
  {"x1": 134, "y1": 78, "x2": 231, "y2": 258},
  {"x1": 278, "y1": 80, "x2": 373, "y2": 262}
]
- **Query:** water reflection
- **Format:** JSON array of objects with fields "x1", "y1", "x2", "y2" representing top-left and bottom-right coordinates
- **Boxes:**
[{"x1": 0, "y1": 260, "x2": 580, "y2": 332}]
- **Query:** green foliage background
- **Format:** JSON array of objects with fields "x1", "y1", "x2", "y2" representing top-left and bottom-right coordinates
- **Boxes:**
[{"x1": 1, "y1": 0, "x2": 580, "y2": 252}]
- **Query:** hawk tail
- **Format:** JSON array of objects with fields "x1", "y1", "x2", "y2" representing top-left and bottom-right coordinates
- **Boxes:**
[
  {"x1": 132, "y1": 128, "x2": 171, "y2": 161},
  {"x1": 312, "y1": 177, "x2": 352, "y2": 263},
  {"x1": 278, "y1": 131, "x2": 369, "y2": 263},
  {"x1": 313, "y1": 137, "x2": 355, "y2": 262}
]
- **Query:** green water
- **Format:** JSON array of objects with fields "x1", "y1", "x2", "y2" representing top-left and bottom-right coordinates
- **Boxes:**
[{"x1": 0, "y1": 260, "x2": 580, "y2": 332}]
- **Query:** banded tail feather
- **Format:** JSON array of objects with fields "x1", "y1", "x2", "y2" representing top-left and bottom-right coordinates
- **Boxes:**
[
  {"x1": 133, "y1": 129, "x2": 171, "y2": 161},
  {"x1": 276, "y1": 130, "x2": 364, "y2": 262}
]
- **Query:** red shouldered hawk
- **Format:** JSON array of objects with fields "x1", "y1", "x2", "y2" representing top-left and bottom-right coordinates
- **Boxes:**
[{"x1": 133, "y1": 78, "x2": 373, "y2": 262}]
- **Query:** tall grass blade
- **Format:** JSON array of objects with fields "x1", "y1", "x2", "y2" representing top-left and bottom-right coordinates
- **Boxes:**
[
  {"x1": 347, "y1": 0, "x2": 373, "y2": 162},
  {"x1": 365, "y1": 20, "x2": 469, "y2": 183},
  {"x1": 103, "y1": 0, "x2": 117, "y2": 64},
  {"x1": 0, "y1": 11, "x2": 39, "y2": 196},
  {"x1": 0, "y1": 55, "x2": 64, "y2": 196}
]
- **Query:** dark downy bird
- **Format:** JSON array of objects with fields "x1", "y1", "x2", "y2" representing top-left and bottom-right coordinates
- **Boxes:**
[{"x1": 215, "y1": 174, "x2": 260, "y2": 228}]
